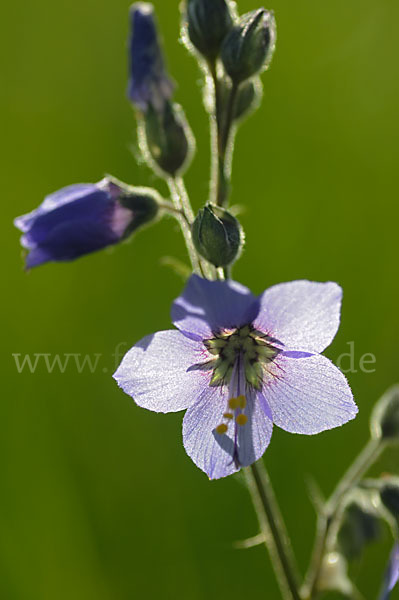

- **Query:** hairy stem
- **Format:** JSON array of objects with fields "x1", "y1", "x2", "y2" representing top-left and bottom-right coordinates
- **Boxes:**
[
  {"x1": 158, "y1": 200, "x2": 191, "y2": 224},
  {"x1": 326, "y1": 438, "x2": 383, "y2": 513},
  {"x1": 168, "y1": 178, "x2": 203, "y2": 276},
  {"x1": 303, "y1": 438, "x2": 384, "y2": 597},
  {"x1": 174, "y1": 176, "x2": 195, "y2": 223},
  {"x1": 208, "y1": 61, "x2": 238, "y2": 207},
  {"x1": 245, "y1": 461, "x2": 302, "y2": 600}
]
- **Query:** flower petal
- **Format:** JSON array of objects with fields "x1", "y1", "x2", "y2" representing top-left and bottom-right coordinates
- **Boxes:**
[
  {"x1": 183, "y1": 387, "x2": 273, "y2": 479},
  {"x1": 171, "y1": 274, "x2": 258, "y2": 341},
  {"x1": 113, "y1": 330, "x2": 207, "y2": 413},
  {"x1": 380, "y1": 544, "x2": 399, "y2": 600},
  {"x1": 253, "y1": 280, "x2": 342, "y2": 353},
  {"x1": 264, "y1": 353, "x2": 357, "y2": 434},
  {"x1": 127, "y1": 3, "x2": 174, "y2": 112},
  {"x1": 14, "y1": 184, "x2": 99, "y2": 233}
]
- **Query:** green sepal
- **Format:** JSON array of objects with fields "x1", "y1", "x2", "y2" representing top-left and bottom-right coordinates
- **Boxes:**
[
  {"x1": 192, "y1": 203, "x2": 243, "y2": 267},
  {"x1": 221, "y1": 9, "x2": 276, "y2": 84}
]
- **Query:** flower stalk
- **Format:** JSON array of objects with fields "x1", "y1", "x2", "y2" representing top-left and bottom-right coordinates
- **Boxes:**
[
  {"x1": 245, "y1": 461, "x2": 302, "y2": 600},
  {"x1": 167, "y1": 178, "x2": 203, "y2": 275},
  {"x1": 208, "y1": 60, "x2": 238, "y2": 208},
  {"x1": 303, "y1": 437, "x2": 384, "y2": 597}
]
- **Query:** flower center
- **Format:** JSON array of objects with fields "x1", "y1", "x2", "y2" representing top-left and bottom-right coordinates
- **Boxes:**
[{"x1": 203, "y1": 324, "x2": 280, "y2": 390}]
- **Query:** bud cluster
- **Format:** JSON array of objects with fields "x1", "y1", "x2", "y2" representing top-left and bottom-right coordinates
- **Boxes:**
[
  {"x1": 182, "y1": 0, "x2": 276, "y2": 135},
  {"x1": 221, "y1": 8, "x2": 276, "y2": 84}
]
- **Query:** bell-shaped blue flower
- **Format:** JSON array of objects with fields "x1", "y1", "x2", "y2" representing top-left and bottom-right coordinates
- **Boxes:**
[
  {"x1": 14, "y1": 178, "x2": 159, "y2": 268},
  {"x1": 127, "y1": 2, "x2": 174, "y2": 112}
]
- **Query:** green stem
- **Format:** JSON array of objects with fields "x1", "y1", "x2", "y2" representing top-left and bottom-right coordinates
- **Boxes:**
[
  {"x1": 167, "y1": 178, "x2": 203, "y2": 276},
  {"x1": 174, "y1": 177, "x2": 217, "y2": 279},
  {"x1": 217, "y1": 82, "x2": 238, "y2": 207},
  {"x1": 303, "y1": 438, "x2": 384, "y2": 598},
  {"x1": 245, "y1": 461, "x2": 302, "y2": 600},
  {"x1": 158, "y1": 200, "x2": 191, "y2": 224},
  {"x1": 222, "y1": 265, "x2": 231, "y2": 279},
  {"x1": 220, "y1": 81, "x2": 238, "y2": 159},
  {"x1": 207, "y1": 61, "x2": 222, "y2": 206},
  {"x1": 326, "y1": 438, "x2": 383, "y2": 513},
  {"x1": 208, "y1": 61, "x2": 238, "y2": 207},
  {"x1": 174, "y1": 177, "x2": 195, "y2": 223}
]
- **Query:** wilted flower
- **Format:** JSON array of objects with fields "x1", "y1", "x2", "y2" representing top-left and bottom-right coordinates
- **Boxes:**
[
  {"x1": 14, "y1": 178, "x2": 159, "y2": 268},
  {"x1": 127, "y1": 2, "x2": 174, "y2": 112},
  {"x1": 380, "y1": 544, "x2": 399, "y2": 600},
  {"x1": 114, "y1": 276, "x2": 357, "y2": 479}
]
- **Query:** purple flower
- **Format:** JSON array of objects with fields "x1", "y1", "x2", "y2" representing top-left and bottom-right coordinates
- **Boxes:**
[
  {"x1": 380, "y1": 544, "x2": 399, "y2": 600},
  {"x1": 14, "y1": 178, "x2": 158, "y2": 268},
  {"x1": 114, "y1": 275, "x2": 358, "y2": 479},
  {"x1": 127, "y1": 3, "x2": 174, "y2": 112}
]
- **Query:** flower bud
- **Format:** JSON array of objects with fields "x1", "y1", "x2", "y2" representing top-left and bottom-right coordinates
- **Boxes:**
[
  {"x1": 221, "y1": 8, "x2": 276, "y2": 84},
  {"x1": 336, "y1": 496, "x2": 381, "y2": 560},
  {"x1": 127, "y1": 3, "x2": 174, "y2": 112},
  {"x1": 371, "y1": 384, "x2": 399, "y2": 443},
  {"x1": 14, "y1": 177, "x2": 160, "y2": 268},
  {"x1": 380, "y1": 478, "x2": 399, "y2": 521},
  {"x1": 141, "y1": 101, "x2": 194, "y2": 177},
  {"x1": 317, "y1": 552, "x2": 354, "y2": 597},
  {"x1": 184, "y1": 0, "x2": 234, "y2": 60},
  {"x1": 192, "y1": 204, "x2": 243, "y2": 267},
  {"x1": 233, "y1": 78, "x2": 263, "y2": 121}
]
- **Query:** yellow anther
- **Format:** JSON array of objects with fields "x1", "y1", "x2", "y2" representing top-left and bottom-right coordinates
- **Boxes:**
[
  {"x1": 236, "y1": 414, "x2": 248, "y2": 426},
  {"x1": 238, "y1": 395, "x2": 246, "y2": 409},
  {"x1": 216, "y1": 423, "x2": 228, "y2": 435},
  {"x1": 229, "y1": 397, "x2": 239, "y2": 410},
  {"x1": 223, "y1": 412, "x2": 234, "y2": 420}
]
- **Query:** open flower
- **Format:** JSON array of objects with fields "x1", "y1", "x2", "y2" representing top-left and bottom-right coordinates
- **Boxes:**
[
  {"x1": 14, "y1": 178, "x2": 158, "y2": 268},
  {"x1": 380, "y1": 544, "x2": 399, "y2": 600},
  {"x1": 127, "y1": 2, "x2": 174, "y2": 112},
  {"x1": 114, "y1": 275, "x2": 357, "y2": 479}
]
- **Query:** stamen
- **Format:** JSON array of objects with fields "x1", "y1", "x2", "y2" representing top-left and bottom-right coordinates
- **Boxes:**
[
  {"x1": 216, "y1": 423, "x2": 228, "y2": 435},
  {"x1": 223, "y1": 412, "x2": 234, "y2": 420},
  {"x1": 237, "y1": 395, "x2": 246, "y2": 409},
  {"x1": 236, "y1": 414, "x2": 248, "y2": 426},
  {"x1": 229, "y1": 397, "x2": 239, "y2": 410}
]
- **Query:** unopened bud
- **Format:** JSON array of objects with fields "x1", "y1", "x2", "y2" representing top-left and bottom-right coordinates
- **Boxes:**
[
  {"x1": 233, "y1": 78, "x2": 263, "y2": 121},
  {"x1": 141, "y1": 102, "x2": 194, "y2": 177},
  {"x1": 380, "y1": 478, "x2": 399, "y2": 521},
  {"x1": 221, "y1": 8, "x2": 276, "y2": 84},
  {"x1": 318, "y1": 552, "x2": 354, "y2": 596},
  {"x1": 336, "y1": 497, "x2": 381, "y2": 560},
  {"x1": 371, "y1": 384, "x2": 399, "y2": 443},
  {"x1": 192, "y1": 204, "x2": 243, "y2": 267},
  {"x1": 185, "y1": 0, "x2": 234, "y2": 60}
]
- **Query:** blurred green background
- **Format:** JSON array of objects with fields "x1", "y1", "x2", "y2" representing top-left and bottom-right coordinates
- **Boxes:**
[{"x1": 2, "y1": 0, "x2": 399, "y2": 598}]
